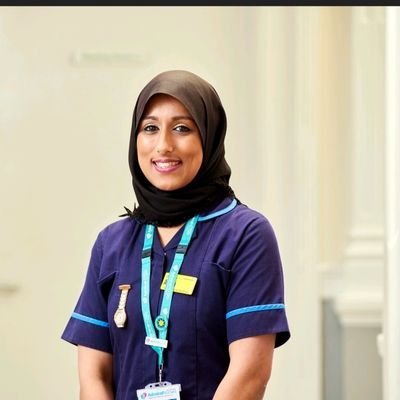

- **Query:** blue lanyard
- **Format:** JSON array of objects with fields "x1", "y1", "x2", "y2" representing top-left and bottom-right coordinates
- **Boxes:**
[{"x1": 141, "y1": 215, "x2": 199, "y2": 378}]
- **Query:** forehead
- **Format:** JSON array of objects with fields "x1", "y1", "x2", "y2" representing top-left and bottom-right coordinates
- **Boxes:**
[{"x1": 141, "y1": 93, "x2": 192, "y2": 118}]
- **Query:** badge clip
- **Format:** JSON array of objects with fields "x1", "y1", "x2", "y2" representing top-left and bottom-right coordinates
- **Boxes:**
[{"x1": 114, "y1": 284, "x2": 131, "y2": 328}]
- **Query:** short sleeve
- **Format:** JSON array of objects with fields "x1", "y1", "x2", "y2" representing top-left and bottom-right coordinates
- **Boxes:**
[
  {"x1": 61, "y1": 231, "x2": 113, "y2": 353},
  {"x1": 226, "y1": 216, "x2": 290, "y2": 347}
]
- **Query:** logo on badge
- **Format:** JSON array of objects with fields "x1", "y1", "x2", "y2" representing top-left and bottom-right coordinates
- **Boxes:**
[{"x1": 155, "y1": 315, "x2": 168, "y2": 332}]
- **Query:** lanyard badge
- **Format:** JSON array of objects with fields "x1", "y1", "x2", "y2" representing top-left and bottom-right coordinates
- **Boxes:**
[
  {"x1": 139, "y1": 215, "x2": 198, "y2": 392},
  {"x1": 137, "y1": 382, "x2": 182, "y2": 400}
]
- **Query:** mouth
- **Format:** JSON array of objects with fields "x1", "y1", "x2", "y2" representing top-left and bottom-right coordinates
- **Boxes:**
[{"x1": 152, "y1": 159, "x2": 182, "y2": 172}]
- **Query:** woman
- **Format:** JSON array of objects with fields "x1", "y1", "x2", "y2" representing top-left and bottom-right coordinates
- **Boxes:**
[{"x1": 62, "y1": 70, "x2": 290, "y2": 400}]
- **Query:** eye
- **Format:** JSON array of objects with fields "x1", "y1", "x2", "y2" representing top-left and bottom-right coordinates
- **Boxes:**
[
  {"x1": 143, "y1": 124, "x2": 159, "y2": 133},
  {"x1": 174, "y1": 125, "x2": 190, "y2": 133}
]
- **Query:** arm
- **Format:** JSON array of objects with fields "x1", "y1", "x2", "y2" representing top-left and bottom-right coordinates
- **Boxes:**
[
  {"x1": 213, "y1": 334, "x2": 276, "y2": 400},
  {"x1": 78, "y1": 345, "x2": 114, "y2": 400}
]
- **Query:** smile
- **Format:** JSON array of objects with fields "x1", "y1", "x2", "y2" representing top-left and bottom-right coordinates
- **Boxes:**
[{"x1": 152, "y1": 159, "x2": 182, "y2": 172}]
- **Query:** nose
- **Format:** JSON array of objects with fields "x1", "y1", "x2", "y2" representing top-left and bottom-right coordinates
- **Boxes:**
[{"x1": 156, "y1": 129, "x2": 174, "y2": 155}]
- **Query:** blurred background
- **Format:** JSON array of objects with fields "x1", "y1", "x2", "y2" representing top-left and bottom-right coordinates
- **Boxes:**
[{"x1": 1, "y1": 6, "x2": 399, "y2": 400}]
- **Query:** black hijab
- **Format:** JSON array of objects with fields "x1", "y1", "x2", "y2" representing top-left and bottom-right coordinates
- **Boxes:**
[{"x1": 124, "y1": 70, "x2": 235, "y2": 227}]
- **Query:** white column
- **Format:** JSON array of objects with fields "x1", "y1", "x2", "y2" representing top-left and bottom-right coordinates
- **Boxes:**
[
  {"x1": 258, "y1": 7, "x2": 321, "y2": 400},
  {"x1": 383, "y1": 7, "x2": 400, "y2": 400},
  {"x1": 334, "y1": 6, "x2": 385, "y2": 327},
  {"x1": 292, "y1": 8, "x2": 321, "y2": 399}
]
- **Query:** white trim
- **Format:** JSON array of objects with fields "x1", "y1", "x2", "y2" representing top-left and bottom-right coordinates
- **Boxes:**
[
  {"x1": 345, "y1": 226, "x2": 385, "y2": 259},
  {"x1": 319, "y1": 262, "x2": 383, "y2": 328},
  {"x1": 333, "y1": 291, "x2": 383, "y2": 328},
  {"x1": 383, "y1": 7, "x2": 400, "y2": 400}
]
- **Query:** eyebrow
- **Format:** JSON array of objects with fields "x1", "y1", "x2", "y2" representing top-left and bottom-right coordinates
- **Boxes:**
[{"x1": 141, "y1": 115, "x2": 195, "y2": 122}]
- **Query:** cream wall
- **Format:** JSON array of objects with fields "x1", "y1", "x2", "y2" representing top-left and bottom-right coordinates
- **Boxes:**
[
  {"x1": 0, "y1": 6, "x2": 387, "y2": 400},
  {"x1": 0, "y1": 7, "x2": 292, "y2": 399},
  {"x1": 0, "y1": 7, "x2": 241, "y2": 399}
]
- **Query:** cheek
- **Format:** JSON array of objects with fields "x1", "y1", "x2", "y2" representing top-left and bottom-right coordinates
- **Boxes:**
[
  {"x1": 136, "y1": 136, "x2": 151, "y2": 172},
  {"x1": 194, "y1": 153, "x2": 203, "y2": 173},
  {"x1": 189, "y1": 142, "x2": 203, "y2": 175},
  {"x1": 136, "y1": 135, "x2": 152, "y2": 157},
  {"x1": 136, "y1": 135, "x2": 144, "y2": 154}
]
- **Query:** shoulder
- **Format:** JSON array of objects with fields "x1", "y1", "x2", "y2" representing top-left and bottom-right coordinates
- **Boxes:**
[
  {"x1": 95, "y1": 217, "x2": 141, "y2": 248},
  {"x1": 87, "y1": 217, "x2": 142, "y2": 278},
  {"x1": 200, "y1": 199, "x2": 280, "y2": 261},
  {"x1": 217, "y1": 200, "x2": 278, "y2": 241},
  {"x1": 200, "y1": 197, "x2": 270, "y2": 227},
  {"x1": 231, "y1": 202, "x2": 270, "y2": 225}
]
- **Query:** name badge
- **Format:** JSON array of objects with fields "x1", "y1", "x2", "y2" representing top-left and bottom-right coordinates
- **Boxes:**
[
  {"x1": 137, "y1": 382, "x2": 181, "y2": 400},
  {"x1": 160, "y1": 273, "x2": 197, "y2": 295},
  {"x1": 145, "y1": 336, "x2": 168, "y2": 349}
]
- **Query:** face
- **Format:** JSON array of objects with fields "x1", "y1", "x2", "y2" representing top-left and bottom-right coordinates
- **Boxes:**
[{"x1": 137, "y1": 94, "x2": 203, "y2": 191}]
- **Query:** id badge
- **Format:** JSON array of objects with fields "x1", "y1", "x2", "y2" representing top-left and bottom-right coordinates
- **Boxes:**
[{"x1": 136, "y1": 381, "x2": 181, "y2": 400}]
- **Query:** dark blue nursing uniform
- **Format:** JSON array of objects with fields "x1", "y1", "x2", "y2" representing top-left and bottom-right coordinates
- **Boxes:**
[{"x1": 61, "y1": 197, "x2": 290, "y2": 400}]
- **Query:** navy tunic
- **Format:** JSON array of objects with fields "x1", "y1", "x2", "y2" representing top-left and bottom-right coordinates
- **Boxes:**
[{"x1": 61, "y1": 197, "x2": 290, "y2": 400}]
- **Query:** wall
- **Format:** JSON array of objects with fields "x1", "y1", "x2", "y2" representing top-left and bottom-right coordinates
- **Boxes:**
[{"x1": 0, "y1": 7, "x2": 257, "y2": 399}]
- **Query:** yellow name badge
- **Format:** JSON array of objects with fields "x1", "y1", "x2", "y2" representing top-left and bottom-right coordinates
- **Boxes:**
[{"x1": 160, "y1": 273, "x2": 198, "y2": 295}]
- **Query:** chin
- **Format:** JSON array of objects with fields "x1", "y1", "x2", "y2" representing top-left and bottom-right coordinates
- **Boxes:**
[
  {"x1": 148, "y1": 175, "x2": 193, "y2": 191},
  {"x1": 153, "y1": 182, "x2": 185, "y2": 191}
]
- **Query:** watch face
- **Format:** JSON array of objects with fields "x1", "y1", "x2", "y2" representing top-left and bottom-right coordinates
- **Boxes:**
[{"x1": 114, "y1": 309, "x2": 126, "y2": 327}]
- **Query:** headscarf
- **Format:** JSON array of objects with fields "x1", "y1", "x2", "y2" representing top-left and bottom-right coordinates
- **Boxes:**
[{"x1": 124, "y1": 70, "x2": 235, "y2": 227}]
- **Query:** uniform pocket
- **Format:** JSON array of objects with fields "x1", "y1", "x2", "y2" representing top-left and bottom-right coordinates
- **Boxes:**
[{"x1": 97, "y1": 270, "x2": 117, "y2": 302}]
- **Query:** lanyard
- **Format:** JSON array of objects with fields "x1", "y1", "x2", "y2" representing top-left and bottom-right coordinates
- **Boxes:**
[{"x1": 141, "y1": 215, "x2": 199, "y2": 381}]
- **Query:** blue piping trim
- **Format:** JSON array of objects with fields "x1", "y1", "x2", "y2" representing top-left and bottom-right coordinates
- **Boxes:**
[
  {"x1": 226, "y1": 303, "x2": 285, "y2": 319},
  {"x1": 198, "y1": 198, "x2": 237, "y2": 222},
  {"x1": 72, "y1": 312, "x2": 109, "y2": 328}
]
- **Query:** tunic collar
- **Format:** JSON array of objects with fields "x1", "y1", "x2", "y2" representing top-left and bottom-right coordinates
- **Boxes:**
[{"x1": 152, "y1": 196, "x2": 237, "y2": 254}]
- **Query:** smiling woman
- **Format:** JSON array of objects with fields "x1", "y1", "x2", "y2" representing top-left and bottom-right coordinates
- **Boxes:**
[
  {"x1": 137, "y1": 94, "x2": 203, "y2": 192},
  {"x1": 127, "y1": 70, "x2": 235, "y2": 229},
  {"x1": 61, "y1": 70, "x2": 290, "y2": 400}
]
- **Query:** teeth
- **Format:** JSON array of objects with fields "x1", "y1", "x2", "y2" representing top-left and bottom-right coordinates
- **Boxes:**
[{"x1": 154, "y1": 161, "x2": 179, "y2": 169}]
